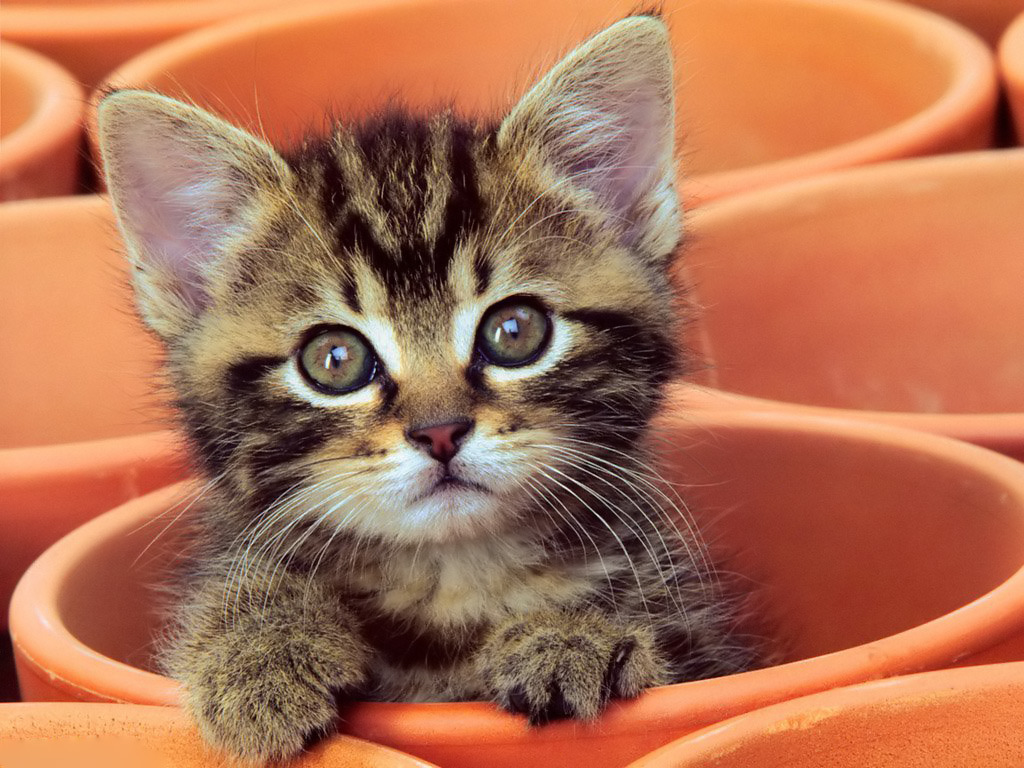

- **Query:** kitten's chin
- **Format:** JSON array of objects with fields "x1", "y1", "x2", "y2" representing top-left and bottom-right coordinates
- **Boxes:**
[{"x1": 399, "y1": 488, "x2": 505, "y2": 544}]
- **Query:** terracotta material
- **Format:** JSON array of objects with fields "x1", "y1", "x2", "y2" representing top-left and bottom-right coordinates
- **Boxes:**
[
  {"x1": 0, "y1": 42, "x2": 83, "y2": 201},
  {"x1": 0, "y1": 0, "x2": 303, "y2": 88},
  {"x1": 0, "y1": 703, "x2": 439, "y2": 768},
  {"x1": 12, "y1": 410, "x2": 1024, "y2": 766},
  {"x1": 0, "y1": 196, "x2": 183, "y2": 629},
  {"x1": 93, "y1": 0, "x2": 997, "y2": 206},
  {"x1": 898, "y1": 0, "x2": 1024, "y2": 46},
  {"x1": 679, "y1": 149, "x2": 1024, "y2": 459},
  {"x1": 1000, "y1": 12, "x2": 1024, "y2": 141},
  {"x1": 629, "y1": 662, "x2": 1024, "y2": 767}
]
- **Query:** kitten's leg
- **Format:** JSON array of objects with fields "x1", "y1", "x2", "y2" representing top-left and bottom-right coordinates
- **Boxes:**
[
  {"x1": 477, "y1": 609, "x2": 669, "y2": 723},
  {"x1": 164, "y1": 567, "x2": 369, "y2": 762}
]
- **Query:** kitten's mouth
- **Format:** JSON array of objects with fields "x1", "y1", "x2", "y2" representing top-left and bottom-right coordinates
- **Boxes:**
[{"x1": 426, "y1": 472, "x2": 489, "y2": 497}]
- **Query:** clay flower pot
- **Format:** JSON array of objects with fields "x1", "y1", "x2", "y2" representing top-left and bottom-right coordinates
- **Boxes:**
[
  {"x1": 0, "y1": 0, "x2": 299, "y2": 89},
  {"x1": 93, "y1": 0, "x2": 997, "y2": 206},
  {"x1": 0, "y1": 42, "x2": 83, "y2": 201},
  {"x1": 679, "y1": 149, "x2": 1024, "y2": 459},
  {"x1": 12, "y1": 410, "x2": 1024, "y2": 766},
  {"x1": 0, "y1": 703, "x2": 439, "y2": 767},
  {"x1": 1000, "y1": 12, "x2": 1024, "y2": 142},
  {"x1": 898, "y1": 0, "x2": 1024, "y2": 46},
  {"x1": 0, "y1": 196, "x2": 183, "y2": 631},
  {"x1": 628, "y1": 662, "x2": 1024, "y2": 767}
]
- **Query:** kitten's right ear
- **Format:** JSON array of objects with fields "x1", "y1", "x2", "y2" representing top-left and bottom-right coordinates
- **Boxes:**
[{"x1": 98, "y1": 91, "x2": 291, "y2": 340}]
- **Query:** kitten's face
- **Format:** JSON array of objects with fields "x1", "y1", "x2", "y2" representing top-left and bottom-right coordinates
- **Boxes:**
[{"x1": 98, "y1": 17, "x2": 682, "y2": 545}]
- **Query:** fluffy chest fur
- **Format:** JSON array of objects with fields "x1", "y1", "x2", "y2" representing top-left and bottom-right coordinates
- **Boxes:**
[
  {"x1": 348, "y1": 538, "x2": 602, "y2": 625},
  {"x1": 344, "y1": 537, "x2": 617, "y2": 700}
]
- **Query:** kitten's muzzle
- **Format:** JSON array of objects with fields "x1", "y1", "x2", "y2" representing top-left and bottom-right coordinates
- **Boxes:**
[{"x1": 406, "y1": 419, "x2": 474, "y2": 464}]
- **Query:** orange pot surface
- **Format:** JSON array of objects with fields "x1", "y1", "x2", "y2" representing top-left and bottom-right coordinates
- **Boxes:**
[
  {"x1": 0, "y1": 703, "x2": 439, "y2": 768},
  {"x1": 93, "y1": 0, "x2": 997, "y2": 206},
  {"x1": 897, "y1": 0, "x2": 1024, "y2": 46},
  {"x1": 11, "y1": 410, "x2": 1024, "y2": 766},
  {"x1": 0, "y1": 42, "x2": 83, "y2": 201},
  {"x1": 678, "y1": 149, "x2": 1024, "y2": 459},
  {"x1": 629, "y1": 662, "x2": 1024, "y2": 767},
  {"x1": 0, "y1": 196, "x2": 183, "y2": 629},
  {"x1": 1000, "y1": 12, "x2": 1024, "y2": 142},
  {"x1": 0, "y1": 0, "x2": 312, "y2": 88}
]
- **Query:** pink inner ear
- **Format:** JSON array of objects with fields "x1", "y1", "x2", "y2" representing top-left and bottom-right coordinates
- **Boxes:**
[
  {"x1": 569, "y1": 91, "x2": 665, "y2": 222},
  {"x1": 114, "y1": 130, "x2": 251, "y2": 314}
]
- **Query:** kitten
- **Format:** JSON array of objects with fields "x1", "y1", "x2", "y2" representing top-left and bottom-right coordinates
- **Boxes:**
[{"x1": 98, "y1": 15, "x2": 754, "y2": 763}]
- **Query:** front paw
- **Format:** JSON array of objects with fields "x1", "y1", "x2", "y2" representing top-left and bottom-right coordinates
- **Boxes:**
[
  {"x1": 478, "y1": 610, "x2": 667, "y2": 724},
  {"x1": 179, "y1": 620, "x2": 369, "y2": 762}
]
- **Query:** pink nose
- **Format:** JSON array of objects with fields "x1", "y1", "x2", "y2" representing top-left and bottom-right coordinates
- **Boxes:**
[{"x1": 407, "y1": 420, "x2": 474, "y2": 463}]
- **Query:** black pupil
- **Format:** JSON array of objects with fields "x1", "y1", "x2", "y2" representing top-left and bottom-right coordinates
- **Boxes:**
[
  {"x1": 499, "y1": 317, "x2": 519, "y2": 340},
  {"x1": 325, "y1": 345, "x2": 350, "y2": 369}
]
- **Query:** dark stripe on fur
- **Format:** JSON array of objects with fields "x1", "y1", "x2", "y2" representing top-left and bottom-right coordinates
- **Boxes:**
[
  {"x1": 225, "y1": 356, "x2": 286, "y2": 393},
  {"x1": 472, "y1": 252, "x2": 492, "y2": 295},
  {"x1": 432, "y1": 124, "x2": 484, "y2": 266}
]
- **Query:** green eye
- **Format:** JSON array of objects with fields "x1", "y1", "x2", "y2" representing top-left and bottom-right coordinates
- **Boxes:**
[
  {"x1": 298, "y1": 327, "x2": 377, "y2": 393},
  {"x1": 477, "y1": 299, "x2": 551, "y2": 367}
]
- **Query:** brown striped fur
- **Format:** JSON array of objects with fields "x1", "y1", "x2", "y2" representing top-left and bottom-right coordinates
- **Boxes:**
[{"x1": 98, "y1": 16, "x2": 755, "y2": 763}]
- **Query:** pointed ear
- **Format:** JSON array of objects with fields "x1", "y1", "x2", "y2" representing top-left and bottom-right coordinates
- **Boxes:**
[
  {"x1": 499, "y1": 16, "x2": 679, "y2": 259},
  {"x1": 97, "y1": 90, "x2": 291, "y2": 339}
]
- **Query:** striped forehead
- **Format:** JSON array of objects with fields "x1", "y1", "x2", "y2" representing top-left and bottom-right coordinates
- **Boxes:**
[{"x1": 291, "y1": 111, "x2": 491, "y2": 307}]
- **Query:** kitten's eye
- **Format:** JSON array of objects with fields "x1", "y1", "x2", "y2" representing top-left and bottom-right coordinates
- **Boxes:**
[
  {"x1": 298, "y1": 327, "x2": 377, "y2": 393},
  {"x1": 477, "y1": 299, "x2": 551, "y2": 367}
]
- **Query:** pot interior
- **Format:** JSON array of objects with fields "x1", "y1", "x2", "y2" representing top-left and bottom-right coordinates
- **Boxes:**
[
  {"x1": 683, "y1": 153, "x2": 1024, "y2": 414},
  {"x1": 104, "y1": 0, "x2": 957, "y2": 179}
]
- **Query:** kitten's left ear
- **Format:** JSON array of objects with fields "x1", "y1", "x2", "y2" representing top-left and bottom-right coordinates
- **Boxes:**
[
  {"x1": 499, "y1": 16, "x2": 679, "y2": 261},
  {"x1": 98, "y1": 90, "x2": 292, "y2": 340}
]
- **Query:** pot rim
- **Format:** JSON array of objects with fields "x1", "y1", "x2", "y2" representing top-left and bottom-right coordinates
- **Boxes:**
[
  {"x1": 0, "y1": 702, "x2": 442, "y2": 767},
  {"x1": 12, "y1": 409, "x2": 1024, "y2": 748},
  {"x1": 88, "y1": 0, "x2": 996, "y2": 204},
  {"x1": 0, "y1": 42, "x2": 83, "y2": 186},
  {"x1": 0, "y1": 0, "x2": 332, "y2": 39},
  {"x1": 0, "y1": 429, "x2": 180, "y2": 484},
  {"x1": 626, "y1": 660, "x2": 1024, "y2": 766}
]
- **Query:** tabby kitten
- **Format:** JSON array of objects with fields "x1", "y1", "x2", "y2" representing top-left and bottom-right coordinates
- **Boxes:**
[{"x1": 98, "y1": 15, "x2": 752, "y2": 763}]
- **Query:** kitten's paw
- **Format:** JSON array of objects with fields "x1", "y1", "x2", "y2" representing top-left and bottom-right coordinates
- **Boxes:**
[
  {"x1": 180, "y1": 621, "x2": 369, "y2": 762},
  {"x1": 478, "y1": 610, "x2": 667, "y2": 724}
]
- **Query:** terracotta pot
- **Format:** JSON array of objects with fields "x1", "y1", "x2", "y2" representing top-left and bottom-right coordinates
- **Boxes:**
[
  {"x1": 92, "y1": 0, "x2": 997, "y2": 207},
  {"x1": 0, "y1": 42, "x2": 83, "y2": 201},
  {"x1": 12, "y1": 410, "x2": 1024, "y2": 766},
  {"x1": 897, "y1": 0, "x2": 1024, "y2": 46},
  {"x1": 1000, "y1": 12, "x2": 1024, "y2": 142},
  {"x1": 678, "y1": 149, "x2": 1024, "y2": 460},
  {"x1": 0, "y1": 0, "x2": 310, "y2": 89},
  {"x1": 0, "y1": 196, "x2": 183, "y2": 630},
  {"x1": 0, "y1": 703, "x2": 439, "y2": 767},
  {"x1": 628, "y1": 662, "x2": 1024, "y2": 767}
]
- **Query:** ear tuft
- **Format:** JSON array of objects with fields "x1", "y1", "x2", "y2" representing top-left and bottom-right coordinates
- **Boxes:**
[
  {"x1": 499, "y1": 17, "x2": 679, "y2": 259},
  {"x1": 98, "y1": 91, "x2": 291, "y2": 339}
]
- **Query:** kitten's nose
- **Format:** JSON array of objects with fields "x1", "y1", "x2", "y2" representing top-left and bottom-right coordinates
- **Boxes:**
[{"x1": 406, "y1": 420, "x2": 474, "y2": 464}]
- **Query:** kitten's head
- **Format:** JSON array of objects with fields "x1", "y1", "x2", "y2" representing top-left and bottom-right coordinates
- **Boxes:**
[{"x1": 98, "y1": 16, "x2": 683, "y2": 545}]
